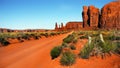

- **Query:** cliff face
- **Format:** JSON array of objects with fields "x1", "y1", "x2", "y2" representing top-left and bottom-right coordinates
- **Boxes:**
[
  {"x1": 82, "y1": 6, "x2": 100, "y2": 28},
  {"x1": 65, "y1": 22, "x2": 83, "y2": 30},
  {"x1": 88, "y1": 6, "x2": 99, "y2": 27},
  {"x1": 100, "y1": 1, "x2": 120, "y2": 30},
  {"x1": 82, "y1": 1, "x2": 120, "y2": 30},
  {"x1": 82, "y1": 6, "x2": 89, "y2": 27}
]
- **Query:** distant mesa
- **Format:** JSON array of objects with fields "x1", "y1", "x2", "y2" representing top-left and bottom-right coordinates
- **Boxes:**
[
  {"x1": 55, "y1": 1, "x2": 120, "y2": 31},
  {"x1": 55, "y1": 22, "x2": 83, "y2": 31}
]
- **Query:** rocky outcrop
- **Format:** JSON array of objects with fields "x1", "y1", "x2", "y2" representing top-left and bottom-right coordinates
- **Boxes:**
[
  {"x1": 82, "y1": 1, "x2": 120, "y2": 30},
  {"x1": 88, "y1": 6, "x2": 99, "y2": 27},
  {"x1": 100, "y1": 1, "x2": 120, "y2": 30},
  {"x1": 55, "y1": 23, "x2": 58, "y2": 30},
  {"x1": 82, "y1": 6, "x2": 89, "y2": 27},
  {"x1": 65, "y1": 22, "x2": 83, "y2": 30},
  {"x1": 55, "y1": 22, "x2": 83, "y2": 31},
  {"x1": 82, "y1": 5, "x2": 100, "y2": 28}
]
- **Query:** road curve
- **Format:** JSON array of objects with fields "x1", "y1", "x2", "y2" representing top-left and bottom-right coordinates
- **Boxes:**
[{"x1": 0, "y1": 32, "x2": 71, "y2": 68}]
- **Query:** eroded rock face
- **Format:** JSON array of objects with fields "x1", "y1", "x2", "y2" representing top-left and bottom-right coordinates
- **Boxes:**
[
  {"x1": 100, "y1": 1, "x2": 120, "y2": 30},
  {"x1": 82, "y1": 5, "x2": 99, "y2": 28},
  {"x1": 88, "y1": 6, "x2": 99, "y2": 27},
  {"x1": 82, "y1": 6, "x2": 89, "y2": 27},
  {"x1": 65, "y1": 22, "x2": 83, "y2": 30}
]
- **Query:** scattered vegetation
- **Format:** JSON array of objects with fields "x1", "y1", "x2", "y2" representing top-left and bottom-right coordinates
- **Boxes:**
[
  {"x1": 63, "y1": 34, "x2": 75, "y2": 43},
  {"x1": 0, "y1": 31, "x2": 68, "y2": 46},
  {"x1": 113, "y1": 42, "x2": 120, "y2": 54},
  {"x1": 50, "y1": 46, "x2": 62, "y2": 59},
  {"x1": 79, "y1": 43, "x2": 94, "y2": 59},
  {"x1": 49, "y1": 30, "x2": 120, "y2": 67},
  {"x1": 70, "y1": 45, "x2": 76, "y2": 50},
  {"x1": 0, "y1": 38, "x2": 10, "y2": 46},
  {"x1": 60, "y1": 51, "x2": 76, "y2": 66},
  {"x1": 79, "y1": 30, "x2": 120, "y2": 59}
]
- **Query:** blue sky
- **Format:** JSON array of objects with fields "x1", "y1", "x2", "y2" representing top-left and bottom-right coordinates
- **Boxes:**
[{"x1": 0, "y1": 0, "x2": 115, "y2": 29}]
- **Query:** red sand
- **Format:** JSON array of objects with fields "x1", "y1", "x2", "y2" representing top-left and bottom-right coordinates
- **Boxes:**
[{"x1": 0, "y1": 33, "x2": 120, "y2": 68}]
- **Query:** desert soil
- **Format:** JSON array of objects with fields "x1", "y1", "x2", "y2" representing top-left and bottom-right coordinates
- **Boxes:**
[{"x1": 0, "y1": 32, "x2": 120, "y2": 68}]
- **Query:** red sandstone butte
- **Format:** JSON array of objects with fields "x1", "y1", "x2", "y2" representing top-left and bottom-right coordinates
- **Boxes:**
[
  {"x1": 82, "y1": 5, "x2": 99, "y2": 28},
  {"x1": 88, "y1": 5, "x2": 99, "y2": 28},
  {"x1": 65, "y1": 22, "x2": 83, "y2": 30},
  {"x1": 100, "y1": 1, "x2": 120, "y2": 30},
  {"x1": 82, "y1": 6, "x2": 89, "y2": 27}
]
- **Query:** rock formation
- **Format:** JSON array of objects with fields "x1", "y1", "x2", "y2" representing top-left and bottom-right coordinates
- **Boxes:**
[
  {"x1": 55, "y1": 23, "x2": 58, "y2": 30},
  {"x1": 65, "y1": 22, "x2": 83, "y2": 30},
  {"x1": 82, "y1": 5, "x2": 100, "y2": 28},
  {"x1": 82, "y1": 6, "x2": 89, "y2": 27},
  {"x1": 100, "y1": 1, "x2": 120, "y2": 30},
  {"x1": 88, "y1": 6, "x2": 99, "y2": 27}
]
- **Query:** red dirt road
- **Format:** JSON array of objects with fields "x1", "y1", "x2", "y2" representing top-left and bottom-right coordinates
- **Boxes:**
[{"x1": 0, "y1": 33, "x2": 70, "y2": 68}]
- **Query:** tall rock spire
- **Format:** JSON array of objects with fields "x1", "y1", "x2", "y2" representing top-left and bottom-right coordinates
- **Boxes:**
[
  {"x1": 61, "y1": 23, "x2": 63, "y2": 28},
  {"x1": 55, "y1": 22, "x2": 58, "y2": 30}
]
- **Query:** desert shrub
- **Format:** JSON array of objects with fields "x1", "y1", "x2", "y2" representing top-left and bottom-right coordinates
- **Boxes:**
[
  {"x1": 40, "y1": 33, "x2": 49, "y2": 37},
  {"x1": 50, "y1": 46, "x2": 62, "y2": 59},
  {"x1": 61, "y1": 42, "x2": 68, "y2": 48},
  {"x1": 63, "y1": 34, "x2": 74, "y2": 43},
  {"x1": 79, "y1": 44, "x2": 94, "y2": 59},
  {"x1": 91, "y1": 33, "x2": 99, "y2": 37},
  {"x1": 0, "y1": 38, "x2": 10, "y2": 46},
  {"x1": 104, "y1": 35, "x2": 116, "y2": 41},
  {"x1": 57, "y1": 32, "x2": 60, "y2": 35},
  {"x1": 17, "y1": 36, "x2": 21, "y2": 40},
  {"x1": 79, "y1": 35, "x2": 88, "y2": 39},
  {"x1": 60, "y1": 51, "x2": 76, "y2": 66},
  {"x1": 100, "y1": 41, "x2": 115, "y2": 53},
  {"x1": 104, "y1": 34, "x2": 120, "y2": 41},
  {"x1": 70, "y1": 45, "x2": 76, "y2": 50},
  {"x1": 30, "y1": 33, "x2": 40, "y2": 40},
  {"x1": 113, "y1": 42, "x2": 120, "y2": 54},
  {"x1": 73, "y1": 38, "x2": 77, "y2": 43},
  {"x1": 50, "y1": 32, "x2": 56, "y2": 36},
  {"x1": 33, "y1": 36, "x2": 39, "y2": 40},
  {"x1": 78, "y1": 32, "x2": 84, "y2": 35},
  {"x1": 115, "y1": 36, "x2": 120, "y2": 40},
  {"x1": 21, "y1": 33, "x2": 30, "y2": 40}
]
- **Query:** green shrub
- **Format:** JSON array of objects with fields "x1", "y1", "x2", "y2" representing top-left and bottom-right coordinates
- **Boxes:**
[
  {"x1": 33, "y1": 36, "x2": 39, "y2": 40},
  {"x1": 50, "y1": 32, "x2": 56, "y2": 36},
  {"x1": 104, "y1": 35, "x2": 115, "y2": 41},
  {"x1": 63, "y1": 34, "x2": 74, "y2": 43},
  {"x1": 0, "y1": 38, "x2": 10, "y2": 46},
  {"x1": 60, "y1": 51, "x2": 76, "y2": 66},
  {"x1": 21, "y1": 34, "x2": 30, "y2": 40},
  {"x1": 79, "y1": 43, "x2": 94, "y2": 59},
  {"x1": 73, "y1": 39, "x2": 77, "y2": 43},
  {"x1": 79, "y1": 35, "x2": 88, "y2": 39},
  {"x1": 79, "y1": 47, "x2": 89, "y2": 59},
  {"x1": 50, "y1": 46, "x2": 62, "y2": 59},
  {"x1": 70, "y1": 45, "x2": 76, "y2": 50},
  {"x1": 61, "y1": 42, "x2": 68, "y2": 48},
  {"x1": 78, "y1": 32, "x2": 84, "y2": 35},
  {"x1": 100, "y1": 41, "x2": 116, "y2": 53},
  {"x1": 40, "y1": 33, "x2": 49, "y2": 37},
  {"x1": 114, "y1": 42, "x2": 120, "y2": 54}
]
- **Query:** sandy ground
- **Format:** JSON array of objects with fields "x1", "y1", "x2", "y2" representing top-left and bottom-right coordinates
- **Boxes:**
[
  {"x1": 0, "y1": 33, "x2": 71, "y2": 68},
  {"x1": 49, "y1": 39, "x2": 120, "y2": 68},
  {"x1": 0, "y1": 32, "x2": 120, "y2": 68}
]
